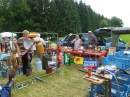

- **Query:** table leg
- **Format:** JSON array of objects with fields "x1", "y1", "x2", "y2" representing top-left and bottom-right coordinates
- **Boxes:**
[
  {"x1": 105, "y1": 80, "x2": 109, "y2": 97},
  {"x1": 108, "y1": 80, "x2": 111, "y2": 97},
  {"x1": 91, "y1": 83, "x2": 94, "y2": 97}
]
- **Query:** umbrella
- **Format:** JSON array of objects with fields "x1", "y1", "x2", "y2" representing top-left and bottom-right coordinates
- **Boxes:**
[{"x1": 1, "y1": 32, "x2": 17, "y2": 37}]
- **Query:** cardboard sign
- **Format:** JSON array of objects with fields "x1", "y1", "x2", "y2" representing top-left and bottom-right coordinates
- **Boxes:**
[{"x1": 74, "y1": 56, "x2": 84, "y2": 65}]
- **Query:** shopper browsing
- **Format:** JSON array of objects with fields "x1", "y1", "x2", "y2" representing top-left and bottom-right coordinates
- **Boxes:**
[{"x1": 71, "y1": 35, "x2": 82, "y2": 49}]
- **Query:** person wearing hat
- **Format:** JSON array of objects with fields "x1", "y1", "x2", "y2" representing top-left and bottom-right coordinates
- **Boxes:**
[
  {"x1": 88, "y1": 31, "x2": 98, "y2": 49},
  {"x1": 17, "y1": 30, "x2": 34, "y2": 76}
]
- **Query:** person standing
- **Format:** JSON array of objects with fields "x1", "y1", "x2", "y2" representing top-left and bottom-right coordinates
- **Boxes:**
[
  {"x1": 17, "y1": 30, "x2": 34, "y2": 76},
  {"x1": 87, "y1": 31, "x2": 98, "y2": 49},
  {"x1": 71, "y1": 35, "x2": 82, "y2": 49}
]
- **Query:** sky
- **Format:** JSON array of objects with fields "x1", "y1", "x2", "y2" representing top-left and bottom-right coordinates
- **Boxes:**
[{"x1": 82, "y1": 0, "x2": 130, "y2": 27}]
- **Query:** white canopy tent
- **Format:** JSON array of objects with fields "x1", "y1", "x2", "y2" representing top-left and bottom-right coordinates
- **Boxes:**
[{"x1": 1, "y1": 32, "x2": 17, "y2": 37}]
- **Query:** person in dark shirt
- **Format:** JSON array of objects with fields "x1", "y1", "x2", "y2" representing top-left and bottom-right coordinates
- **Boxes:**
[
  {"x1": 88, "y1": 31, "x2": 98, "y2": 49},
  {"x1": 18, "y1": 30, "x2": 34, "y2": 76}
]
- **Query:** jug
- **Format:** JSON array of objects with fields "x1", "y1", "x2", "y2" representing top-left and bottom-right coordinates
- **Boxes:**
[
  {"x1": 36, "y1": 41, "x2": 44, "y2": 55},
  {"x1": 35, "y1": 57, "x2": 42, "y2": 71}
]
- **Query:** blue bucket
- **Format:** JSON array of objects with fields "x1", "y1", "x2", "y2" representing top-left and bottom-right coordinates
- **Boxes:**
[{"x1": 1, "y1": 70, "x2": 7, "y2": 78}]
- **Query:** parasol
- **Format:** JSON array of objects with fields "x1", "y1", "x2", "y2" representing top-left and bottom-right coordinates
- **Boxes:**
[{"x1": 1, "y1": 32, "x2": 17, "y2": 37}]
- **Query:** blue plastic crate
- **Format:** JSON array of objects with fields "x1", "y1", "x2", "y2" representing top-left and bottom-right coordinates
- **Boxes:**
[
  {"x1": 115, "y1": 58, "x2": 130, "y2": 70},
  {"x1": 107, "y1": 54, "x2": 116, "y2": 61},
  {"x1": 111, "y1": 81, "x2": 128, "y2": 97},
  {"x1": 88, "y1": 86, "x2": 104, "y2": 97},
  {"x1": 102, "y1": 54, "x2": 130, "y2": 70},
  {"x1": 88, "y1": 85, "x2": 126, "y2": 97},
  {"x1": 1, "y1": 70, "x2": 7, "y2": 78}
]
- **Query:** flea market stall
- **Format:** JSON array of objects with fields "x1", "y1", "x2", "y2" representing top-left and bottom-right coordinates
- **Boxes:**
[
  {"x1": 0, "y1": 32, "x2": 59, "y2": 96},
  {"x1": 83, "y1": 27, "x2": 130, "y2": 97}
]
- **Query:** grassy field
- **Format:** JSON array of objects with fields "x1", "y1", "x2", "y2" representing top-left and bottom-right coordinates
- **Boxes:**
[
  {"x1": 120, "y1": 34, "x2": 130, "y2": 44},
  {"x1": 0, "y1": 65, "x2": 90, "y2": 97}
]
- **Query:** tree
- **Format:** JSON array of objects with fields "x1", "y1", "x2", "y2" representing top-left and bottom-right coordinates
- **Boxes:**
[
  {"x1": 77, "y1": 1, "x2": 91, "y2": 32},
  {"x1": 110, "y1": 16, "x2": 124, "y2": 27},
  {"x1": 42, "y1": 0, "x2": 58, "y2": 32},
  {"x1": 55, "y1": 0, "x2": 80, "y2": 36},
  {"x1": 27, "y1": 0, "x2": 44, "y2": 32},
  {"x1": 7, "y1": 0, "x2": 31, "y2": 31},
  {"x1": 99, "y1": 19, "x2": 109, "y2": 28},
  {"x1": 0, "y1": 0, "x2": 12, "y2": 31}
]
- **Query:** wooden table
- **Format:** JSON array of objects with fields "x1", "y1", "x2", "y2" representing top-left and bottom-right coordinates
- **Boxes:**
[
  {"x1": 64, "y1": 50, "x2": 107, "y2": 60},
  {"x1": 83, "y1": 72, "x2": 111, "y2": 97},
  {"x1": 83, "y1": 72, "x2": 109, "y2": 85}
]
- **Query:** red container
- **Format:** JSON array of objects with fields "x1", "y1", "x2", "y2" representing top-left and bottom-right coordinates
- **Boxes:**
[
  {"x1": 87, "y1": 67, "x2": 92, "y2": 77},
  {"x1": 46, "y1": 68, "x2": 52, "y2": 74}
]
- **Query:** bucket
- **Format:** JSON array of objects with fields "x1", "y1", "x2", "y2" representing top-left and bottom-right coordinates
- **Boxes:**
[
  {"x1": 1, "y1": 70, "x2": 7, "y2": 78},
  {"x1": 46, "y1": 68, "x2": 52, "y2": 74},
  {"x1": 35, "y1": 57, "x2": 42, "y2": 71}
]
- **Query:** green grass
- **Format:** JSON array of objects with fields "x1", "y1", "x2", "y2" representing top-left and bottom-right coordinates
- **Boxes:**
[
  {"x1": 120, "y1": 34, "x2": 130, "y2": 44},
  {"x1": 0, "y1": 65, "x2": 90, "y2": 97}
]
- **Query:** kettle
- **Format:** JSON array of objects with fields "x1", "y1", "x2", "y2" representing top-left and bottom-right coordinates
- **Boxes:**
[{"x1": 36, "y1": 41, "x2": 44, "y2": 55}]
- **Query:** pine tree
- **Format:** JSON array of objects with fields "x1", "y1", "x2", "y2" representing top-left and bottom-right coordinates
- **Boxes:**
[
  {"x1": 55, "y1": 0, "x2": 80, "y2": 36},
  {"x1": 8, "y1": 0, "x2": 30, "y2": 31},
  {"x1": 42, "y1": 0, "x2": 58, "y2": 32},
  {"x1": 77, "y1": 1, "x2": 91, "y2": 32}
]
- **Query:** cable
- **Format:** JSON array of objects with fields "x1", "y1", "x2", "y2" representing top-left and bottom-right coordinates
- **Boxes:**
[{"x1": 106, "y1": 70, "x2": 120, "y2": 97}]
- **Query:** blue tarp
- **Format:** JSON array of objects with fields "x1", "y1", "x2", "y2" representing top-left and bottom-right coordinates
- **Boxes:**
[
  {"x1": 0, "y1": 54, "x2": 10, "y2": 60},
  {"x1": 0, "y1": 86, "x2": 11, "y2": 97}
]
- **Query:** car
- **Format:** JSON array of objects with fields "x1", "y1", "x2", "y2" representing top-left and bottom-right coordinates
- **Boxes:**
[
  {"x1": 58, "y1": 33, "x2": 105, "y2": 47},
  {"x1": 58, "y1": 27, "x2": 126, "y2": 49},
  {"x1": 105, "y1": 37, "x2": 126, "y2": 48},
  {"x1": 93, "y1": 27, "x2": 126, "y2": 48}
]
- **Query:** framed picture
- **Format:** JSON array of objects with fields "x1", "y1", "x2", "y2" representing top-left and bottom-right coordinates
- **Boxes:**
[{"x1": 108, "y1": 47, "x2": 116, "y2": 54}]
